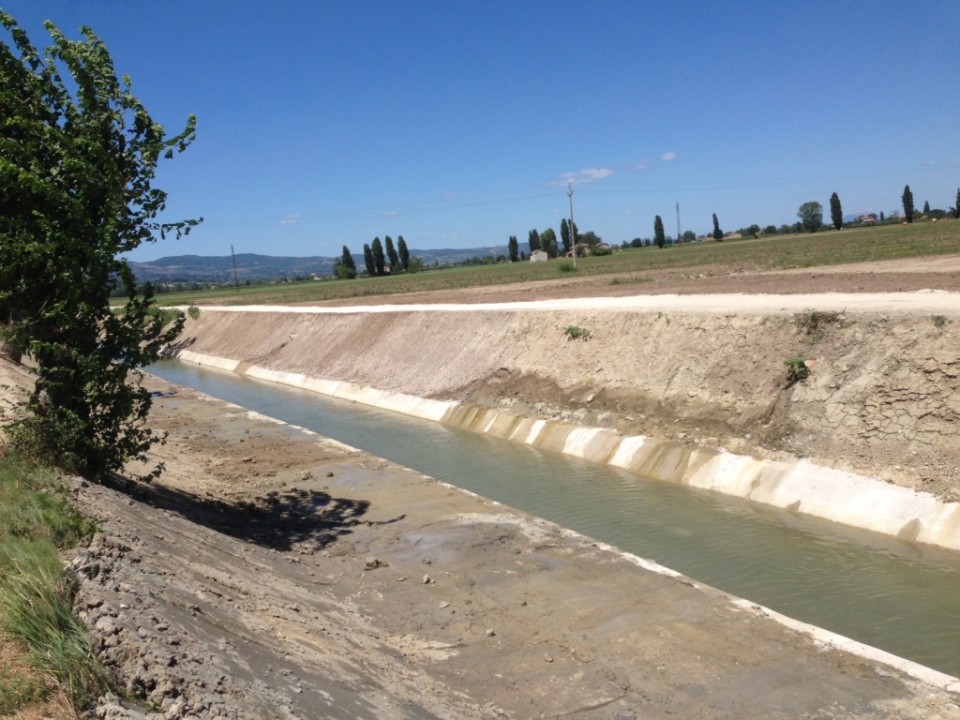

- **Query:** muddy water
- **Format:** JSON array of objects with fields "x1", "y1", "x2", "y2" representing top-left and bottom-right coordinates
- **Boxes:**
[{"x1": 151, "y1": 361, "x2": 960, "y2": 677}]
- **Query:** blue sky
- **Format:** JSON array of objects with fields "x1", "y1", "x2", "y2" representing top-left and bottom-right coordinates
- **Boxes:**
[{"x1": 3, "y1": 1, "x2": 959, "y2": 261}]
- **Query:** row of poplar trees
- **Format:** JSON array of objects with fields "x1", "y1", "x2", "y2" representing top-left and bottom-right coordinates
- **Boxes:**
[{"x1": 336, "y1": 236, "x2": 410, "y2": 278}]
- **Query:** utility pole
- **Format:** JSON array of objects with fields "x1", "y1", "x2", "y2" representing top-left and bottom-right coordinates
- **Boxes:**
[
  {"x1": 676, "y1": 202, "x2": 681, "y2": 243},
  {"x1": 567, "y1": 182, "x2": 577, "y2": 269},
  {"x1": 230, "y1": 244, "x2": 240, "y2": 287}
]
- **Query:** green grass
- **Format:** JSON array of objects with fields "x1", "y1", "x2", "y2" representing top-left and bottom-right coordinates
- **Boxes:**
[
  {"x1": 145, "y1": 219, "x2": 960, "y2": 307},
  {"x1": 0, "y1": 452, "x2": 104, "y2": 713}
]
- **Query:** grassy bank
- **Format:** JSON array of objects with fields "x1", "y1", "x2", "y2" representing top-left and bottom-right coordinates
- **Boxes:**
[
  {"x1": 150, "y1": 218, "x2": 960, "y2": 307},
  {"x1": 0, "y1": 452, "x2": 104, "y2": 716}
]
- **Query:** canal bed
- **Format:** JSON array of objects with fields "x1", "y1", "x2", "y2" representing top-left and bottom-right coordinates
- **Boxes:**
[{"x1": 150, "y1": 361, "x2": 960, "y2": 677}]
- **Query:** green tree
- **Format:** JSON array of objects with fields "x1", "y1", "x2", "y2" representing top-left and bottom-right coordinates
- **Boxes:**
[
  {"x1": 923, "y1": 200, "x2": 930, "y2": 214},
  {"x1": 902, "y1": 185, "x2": 914, "y2": 223},
  {"x1": 798, "y1": 201, "x2": 823, "y2": 232},
  {"x1": 560, "y1": 218, "x2": 570, "y2": 254},
  {"x1": 363, "y1": 243, "x2": 375, "y2": 276},
  {"x1": 528, "y1": 228, "x2": 541, "y2": 253},
  {"x1": 579, "y1": 231, "x2": 601, "y2": 247},
  {"x1": 371, "y1": 237, "x2": 385, "y2": 275},
  {"x1": 830, "y1": 192, "x2": 843, "y2": 230},
  {"x1": 540, "y1": 228, "x2": 558, "y2": 258},
  {"x1": 384, "y1": 235, "x2": 399, "y2": 270},
  {"x1": 682, "y1": 230, "x2": 698, "y2": 242},
  {"x1": 335, "y1": 245, "x2": 357, "y2": 279},
  {"x1": 654, "y1": 216, "x2": 666, "y2": 248},
  {"x1": 397, "y1": 235, "x2": 410, "y2": 271},
  {"x1": 0, "y1": 13, "x2": 200, "y2": 481},
  {"x1": 712, "y1": 213, "x2": 723, "y2": 241},
  {"x1": 507, "y1": 235, "x2": 519, "y2": 262}
]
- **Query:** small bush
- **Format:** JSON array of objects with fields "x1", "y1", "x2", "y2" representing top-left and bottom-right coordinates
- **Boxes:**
[
  {"x1": 794, "y1": 310, "x2": 840, "y2": 340},
  {"x1": 187, "y1": 305, "x2": 201, "y2": 320},
  {"x1": 558, "y1": 261, "x2": 577, "y2": 273},
  {"x1": 784, "y1": 356, "x2": 810, "y2": 385},
  {"x1": 564, "y1": 325, "x2": 591, "y2": 341},
  {"x1": 932, "y1": 314, "x2": 947, "y2": 328}
]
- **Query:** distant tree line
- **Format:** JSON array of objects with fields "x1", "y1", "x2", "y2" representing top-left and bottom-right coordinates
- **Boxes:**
[{"x1": 336, "y1": 234, "x2": 421, "y2": 279}]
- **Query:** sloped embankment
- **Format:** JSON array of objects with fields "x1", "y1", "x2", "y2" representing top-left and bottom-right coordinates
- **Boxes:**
[{"x1": 172, "y1": 304, "x2": 960, "y2": 546}]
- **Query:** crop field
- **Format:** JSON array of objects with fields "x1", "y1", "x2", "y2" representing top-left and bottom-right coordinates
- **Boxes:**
[{"x1": 150, "y1": 219, "x2": 960, "y2": 307}]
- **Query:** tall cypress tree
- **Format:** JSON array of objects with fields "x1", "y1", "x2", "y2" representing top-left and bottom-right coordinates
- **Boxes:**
[
  {"x1": 902, "y1": 185, "x2": 914, "y2": 223},
  {"x1": 397, "y1": 235, "x2": 410, "y2": 270},
  {"x1": 954, "y1": 189, "x2": 960, "y2": 219},
  {"x1": 341, "y1": 245, "x2": 356, "y2": 272},
  {"x1": 654, "y1": 215, "x2": 666, "y2": 248},
  {"x1": 362, "y1": 243, "x2": 375, "y2": 276},
  {"x1": 712, "y1": 213, "x2": 724, "y2": 241},
  {"x1": 560, "y1": 219, "x2": 570, "y2": 254},
  {"x1": 385, "y1": 235, "x2": 399, "y2": 270},
  {"x1": 830, "y1": 192, "x2": 843, "y2": 230},
  {"x1": 527, "y1": 229, "x2": 541, "y2": 253},
  {"x1": 540, "y1": 228, "x2": 558, "y2": 258},
  {"x1": 508, "y1": 235, "x2": 519, "y2": 262},
  {"x1": 371, "y1": 237, "x2": 385, "y2": 275}
]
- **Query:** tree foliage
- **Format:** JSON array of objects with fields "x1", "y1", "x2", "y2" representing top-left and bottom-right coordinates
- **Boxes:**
[
  {"x1": 335, "y1": 245, "x2": 357, "y2": 279},
  {"x1": 384, "y1": 235, "x2": 399, "y2": 270},
  {"x1": 540, "y1": 228, "x2": 558, "y2": 258},
  {"x1": 397, "y1": 235, "x2": 409, "y2": 271},
  {"x1": 830, "y1": 192, "x2": 843, "y2": 230},
  {"x1": 371, "y1": 237, "x2": 385, "y2": 276},
  {"x1": 527, "y1": 228, "x2": 540, "y2": 253},
  {"x1": 712, "y1": 213, "x2": 723, "y2": 241},
  {"x1": 902, "y1": 185, "x2": 914, "y2": 223},
  {"x1": 362, "y1": 243, "x2": 375, "y2": 276},
  {"x1": 560, "y1": 219, "x2": 570, "y2": 254},
  {"x1": 654, "y1": 215, "x2": 666, "y2": 248},
  {"x1": 797, "y1": 201, "x2": 823, "y2": 233},
  {"x1": 507, "y1": 235, "x2": 519, "y2": 262},
  {"x1": 0, "y1": 12, "x2": 200, "y2": 481}
]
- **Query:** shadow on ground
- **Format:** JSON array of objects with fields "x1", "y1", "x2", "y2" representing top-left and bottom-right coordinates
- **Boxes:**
[{"x1": 108, "y1": 475, "x2": 403, "y2": 551}]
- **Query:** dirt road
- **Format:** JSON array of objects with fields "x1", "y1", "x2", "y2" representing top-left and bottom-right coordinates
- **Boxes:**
[{"x1": 316, "y1": 255, "x2": 960, "y2": 308}]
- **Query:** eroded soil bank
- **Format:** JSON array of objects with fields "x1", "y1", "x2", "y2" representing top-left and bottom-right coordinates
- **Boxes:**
[{"x1": 3, "y1": 359, "x2": 959, "y2": 719}]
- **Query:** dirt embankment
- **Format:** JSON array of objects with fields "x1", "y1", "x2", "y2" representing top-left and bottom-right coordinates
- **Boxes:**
[{"x1": 178, "y1": 302, "x2": 960, "y2": 500}]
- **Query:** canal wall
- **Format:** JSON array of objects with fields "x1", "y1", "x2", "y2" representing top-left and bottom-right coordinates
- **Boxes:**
[{"x1": 170, "y1": 303, "x2": 960, "y2": 549}]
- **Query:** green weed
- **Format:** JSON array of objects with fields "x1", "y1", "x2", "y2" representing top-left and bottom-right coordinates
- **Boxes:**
[
  {"x1": 0, "y1": 453, "x2": 104, "y2": 711},
  {"x1": 784, "y1": 356, "x2": 810, "y2": 385},
  {"x1": 564, "y1": 325, "x2": 591, "y2": 341}
]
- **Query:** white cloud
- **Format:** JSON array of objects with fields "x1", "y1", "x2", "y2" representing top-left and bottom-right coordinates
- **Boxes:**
[
  {"x1": 280, "y1": 213, "x2": 300, "y2": 225},
  {"x1": 551, "y1": 167, "x2": 615, "y2": 186},
  {"x1": 661, "y1": 151, "x2": 676, "y2": 161}
]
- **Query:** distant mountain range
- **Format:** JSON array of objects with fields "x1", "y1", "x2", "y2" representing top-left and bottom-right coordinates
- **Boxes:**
[{"x1": 129, "y1": 247, "x2": 506, "y2": 284}]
